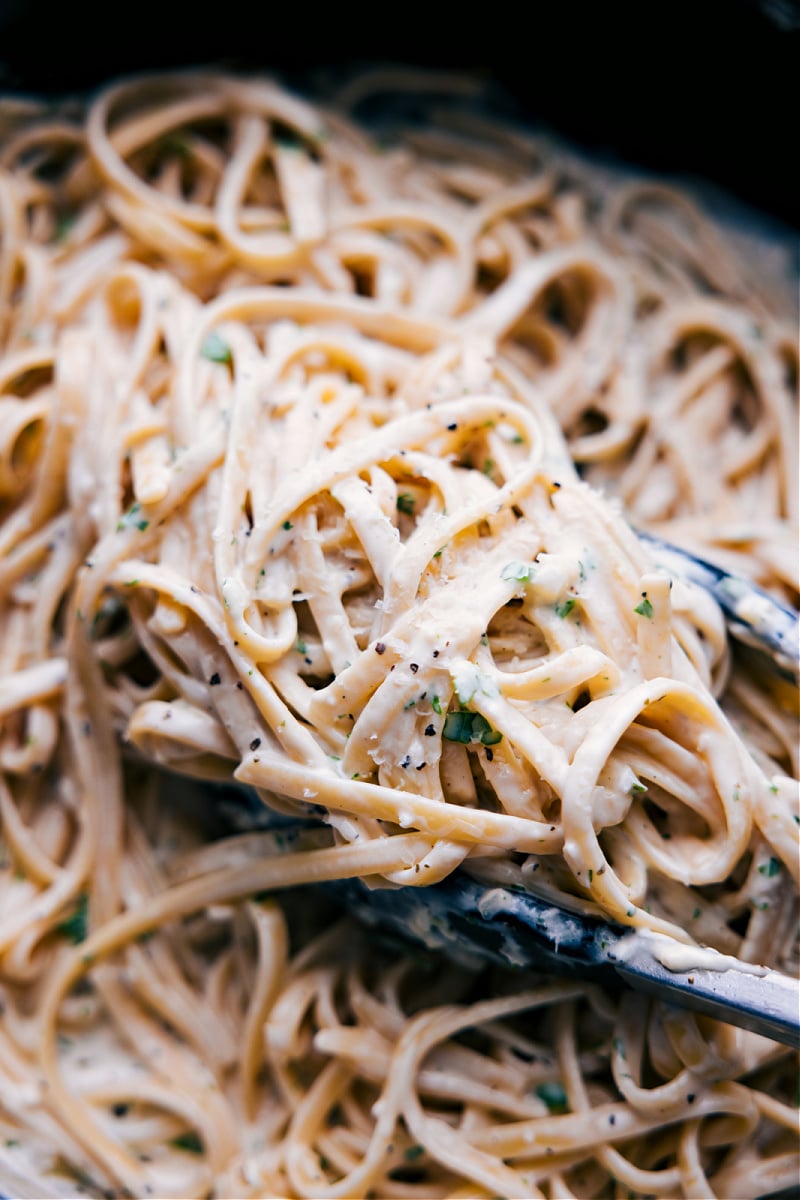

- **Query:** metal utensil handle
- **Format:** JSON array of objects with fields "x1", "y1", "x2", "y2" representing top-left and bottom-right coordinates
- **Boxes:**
[
  {"x1": 637, "y1": 532, "x2": 799, "y2": 678},
  {"x1": 332, "y1": 874, "x2": 800, "y2": 1049},
  {"x1": 610, "y1": 938, "x2": 800, "y2": 1049}
]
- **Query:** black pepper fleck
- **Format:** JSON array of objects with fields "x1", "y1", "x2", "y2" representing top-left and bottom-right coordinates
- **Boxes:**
[
  {"x1": 249, "y1": 738, "x2": 261, "y2": 751},
  {"x1": 209, "y1": 673, "x2": 221, "y2": 686},
  {"x1": 375, "y1": 642, "x2": 386, "y2": 655},
  {"x1": 409, "y1": 663, "x2": 418, "y2": 673},
  {"x1": 424, "y1": 724, "x2": 436, "y2": 736}
]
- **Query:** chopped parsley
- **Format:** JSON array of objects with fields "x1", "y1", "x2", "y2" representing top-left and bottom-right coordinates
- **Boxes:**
[
  {"x1": 442, "y1": 710, "x2": 502, "y2": 746},
  {"x1": 56, "y1": 893, "x2": 88, "y2": 943},
  {"x1": 404, "y1": 1144, "x2": 424, "y2": 1161},
  {"x1": 396, "y1": 493, "x2": 415, "y2": 515},
  {"x1": 553, "y1": 597, "x2": 576, "y2": 618},
  {"x1": 535, "y1": 1081, "x2": 568, "y2": 1113},
  {"x1": 200, "y1": 331, "x2": 232, "y2": 364},
  {"x1": 501, "y1": 561, "x2": 535, "y2": 583},
  {"x1": 634, "y1": 597, "x2": 654, "y2": 618},
  {"x1": 757, "y1": 857, "x2": 781, "y2": 877},
  {"x1": 116, "y1": 501, "x2": 150, "y2": 533},
  {"x1": 170, "y1": 1131, "x2": 204, "y2": 1154},
  {"x1": 431, "y1": 695, "x2": 442, "y2": 715}
]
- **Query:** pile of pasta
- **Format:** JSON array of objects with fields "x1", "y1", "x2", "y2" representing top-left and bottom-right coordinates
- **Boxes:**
[{"x1": 0, "y1": 69, "x2": 797, "y2": 1199}]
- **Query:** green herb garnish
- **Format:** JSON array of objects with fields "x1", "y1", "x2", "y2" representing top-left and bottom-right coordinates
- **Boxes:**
[
  {"x1": 200, "y1": 331, "x2": 232, "y2": 365},
  {"x1": 501, "y1": 561, "x2": 534, "y2": 583},
  {"x1": 553, "y1": 598, "x2": 576, "y2": 618},
  {"x1": 396, "y1": 493, "x2": 415, "y2": 515},
  {"x1": 442, "y1": 710, "x2": 501, "y2": 746},
  {"x1": 170, "y1": 1131, "x2": 203, "y2": 1154},
  {"x1": 116, "y1": 501, "x2": 150, "y2": 533},
  {"x1": 56, "y1": 893, "x2": 88, "y2": 944},
  {"x1": 634, "y1": 597, "x2": 654, "y2": 618},
  {"x1": 535, "y1": 1082, "x2": 568, "y2": 1113}
]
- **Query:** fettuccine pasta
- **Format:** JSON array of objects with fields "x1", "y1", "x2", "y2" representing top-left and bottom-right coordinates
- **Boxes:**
[{"x1": 0, "y1": 68, "x2": 797, "y2": 1199}]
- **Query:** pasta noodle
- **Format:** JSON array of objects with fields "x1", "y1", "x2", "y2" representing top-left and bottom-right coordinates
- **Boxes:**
[{"x1": 0, "y1": 67, "x2": 797, "y2": 1199}]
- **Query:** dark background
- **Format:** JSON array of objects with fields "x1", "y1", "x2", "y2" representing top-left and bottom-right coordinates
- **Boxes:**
[{"x1": 0, "y1": 0, "x2": 797, "y2": 226}]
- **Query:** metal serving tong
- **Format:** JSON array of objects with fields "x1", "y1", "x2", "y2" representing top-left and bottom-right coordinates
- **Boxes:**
[
  {"x1": 326, "y1": 870, "x2": 800, "y2": 1049},
  {"x1": 191, "y1": 541, "x2": 799, "y2": 1049}
]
